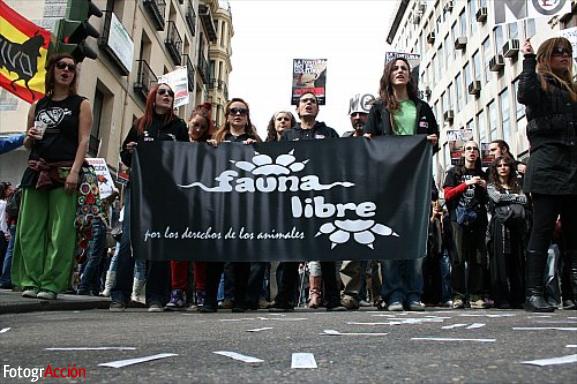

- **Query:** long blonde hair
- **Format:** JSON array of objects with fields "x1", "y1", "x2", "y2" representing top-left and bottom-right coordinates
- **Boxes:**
[
  {"x1": 213, "y1": 98, "x2": 261, "y2": 143},
  {"x1": 536, "y1": 37, "x2": 577, "y2": 102}
]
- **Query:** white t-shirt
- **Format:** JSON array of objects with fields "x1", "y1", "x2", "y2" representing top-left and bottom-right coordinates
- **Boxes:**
[{"x1": 0, "y1": 200, "x2": 7, "y2": 234}]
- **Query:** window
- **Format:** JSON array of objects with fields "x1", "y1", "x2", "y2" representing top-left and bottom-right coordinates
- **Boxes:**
[
  {"x1": 482, "y1": 37, "x2": 491, "y2": 84},
  {"x1": 508, "y1": 22, "x2": 518, "y2": 40},
  {"x1": 488, "y1": 100, "x2": 497, "y2": 140},
  {"x1": 469, "y1": 0, "x2": 477, "y2": 35},
  {"x1": 524, "y1": 18, "x2": 536, "y2": 39},
  {"x1": 443, "y1": 142, "x2": 450, "y2": 169},
  {"x1": 512, "y1": 78, "x2": 526, "y2": 121},
  {"x1": 434, "y1": 54, "x2": 441, "y2": 85},
  {"x1": 439, "y1": 44, "x2": 444, "y2": 71},
  {"x1": 466, "y1": 119, "x2": 476, "y2": 142},
  {"x1": 451, "y1": 22, "x2": 458, "y2": 60},
  {"x1": 442, "y1": 92, "x2": 448, "y2": 116},
  {"x1": 448, "y1": 82, "x2": 454, "y2": 112},
  {"x1": 477, "y1": 109, "x2": 487, "y2": 144},
  {"x1": 455, "y1": 72, "x2": 462, "y2": 112},
  {"x1": 459, "y1": 9, "x2": 466, "y2": 37},
  {"x1": 431, "y1": 55, "x2": 437, "y2": 85},
  {"x1": 463, "y1": 61, "x2": 471, "y2": 96},
  {"x1": 435, "y1": 100, "x2": 441, "y2": 124},
  {"x1": 500, "y1": 87, "x2": 511, "y2": 144},
  {"x1": 444, "y1": 34, "x2": 451, "y2": 67},
  {"x1": 494, "y1": 25, "x2": 504, "y2": 54},
  {"x1": 472, "y1": 50, "x2": 481, "y2": 82},
  {"x1": 0, "y1": 89, "x2": 18, "y2": 111}
]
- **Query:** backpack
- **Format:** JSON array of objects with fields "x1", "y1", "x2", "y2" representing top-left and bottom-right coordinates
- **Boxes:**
[{"x1": 5, "y1": 187, "x2": 22, "y2": 219}]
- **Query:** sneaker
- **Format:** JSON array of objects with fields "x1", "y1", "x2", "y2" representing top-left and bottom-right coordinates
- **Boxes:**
[
  {"x1": 387, "y1": 301, "x2": 404, "y2": 311},
  {"x1": 165, "y1": 289, "x2": 186, "y2": 311},
  {"x1": 358, "y1": 299, "x2": 372, "y2": 307},
  {"x1": 407, "y1": 301, "x2": 425, "y2": 311},
  {"x1": 563, "y1": 299, "x2": 576, "y2": 310},
  {"x1": 199, "y1": 305, "x2": 217, "y2": 313},
  {"x1": 22, "y1": 288, "x2": 38, "y2": 298},
  {"x1": 341, "y1": 295, "x2": 360, "y2": 310},
  {"x1": 148, "y1": 302, "x2": 164, "y2": 312},
  {"x1": 109, "y1": 301, "x2": 127, "y2": 312},
  {"x1": 470, "y1": 299, "x2": 488, "y2": 309},
  {"x1": 452, "y1": 298, "x2": 465, "y2": 309},
  {"x1": 258, "y1": 297, "x2": 271, "y2": 309},
  {"x1": 219, "y1": 298, "x2": 233, "y2": 309},
  {"x1": 440, "y1": 300, "x2": 453, "y2": 308},
  {"x1": 37, "y1": 291, "x2": 57, "y2": 300}
]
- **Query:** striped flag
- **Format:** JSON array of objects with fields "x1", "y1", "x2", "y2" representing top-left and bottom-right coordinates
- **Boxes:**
[{"x1": 0, "y1": 0, "x2": 51, "y2": 103}]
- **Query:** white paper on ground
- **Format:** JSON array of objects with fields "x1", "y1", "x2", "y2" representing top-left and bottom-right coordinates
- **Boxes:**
[
  {"x1": 322, "y1": 329, "x2": 388, "y2": 336},
  {"x1": 566, "y1": 345, "x2": 577, "y2": 348},
  {"x1": 219, "y1": 318, "x2": 258, "y2": 322},
  {"x1": 46, "y1": 347, "x2": 136, "y2": 351},
  {"x1": 521, "y1": 354, "x2": 577, "y2": 366},
  {"x1": 291, "y1": 353, "x2": 317, "y2": 369},
  {"x1": 246, "y1": 327, "x2": 273, "y2": 332},
  {"x1": 98, "y1": 353, "x2": 178, "y2": 368},
  {"x1": 0, "y1": 327, "x2": 11, "y2": 333},
  {"x1": 256, "y1": 317, "x2": 307, "y2": 321},
  {"x1": 213, "y1": 351, "x2": 264, "y2": 363},
  {"x1": 513, "y1": 327, "x2": 577, "y2": 331},
  {"x1": 441, "y1": 324, "x2": 468, "y2": 329},
  {"x1": 527, "y1": 315, "x2": 553, "y2": 319},
  {"x1": 466, "y1": 323, "x2": 486, "y2": 329},
  {"x1": 535, "y1": 320, "x2": 577, "y2": 324},
  {"x1": 459, "y1": 313, "x2": 516, "y2": 318},
  {"x1": 412, "y1": 337, "x2": 495, "y2": 342}
]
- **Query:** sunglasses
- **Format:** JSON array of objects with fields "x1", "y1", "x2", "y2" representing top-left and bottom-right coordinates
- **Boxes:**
[
  {"x1": 157, "y1": 88, "x2": 174, "y2": 97},
  {"x1": 465, "y1": 146, "x2": 479, "y2": 151},
  {"x1": 552, "y1": 46, "x2": 572, "y2": 57},
  {"x1": 55, "y1": 61, "x2": 76, "y2": 71},
  {"x1": 230, "y1": 107, "x2": 248, "y2": 116}
]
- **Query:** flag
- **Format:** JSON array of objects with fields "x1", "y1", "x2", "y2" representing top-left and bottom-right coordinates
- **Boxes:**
[{"x1": 0, "y1": 0, "x2": 51, "y2": 103}]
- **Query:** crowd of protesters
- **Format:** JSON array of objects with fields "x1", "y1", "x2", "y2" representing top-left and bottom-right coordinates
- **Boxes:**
[{"x1": 1, "y1": 37, "x2": 576, "y2": 315}]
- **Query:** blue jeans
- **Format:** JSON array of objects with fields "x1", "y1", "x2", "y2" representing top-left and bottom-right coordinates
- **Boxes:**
[
  {"x1": 0, "y1": 224, "x2": 16, "y2": 286},
  {"x1": 78, "y1": 218, "x2": 106, "y2": 294},
  {"x1": 108, "y1": 242, "x2": 146, "y2": 280},
  {"x1": 380, "y1": 258, "x2": 424, "y2": 304},
  {"x1": 440, "y1": 249, "x2": 452, "y2": 303}
]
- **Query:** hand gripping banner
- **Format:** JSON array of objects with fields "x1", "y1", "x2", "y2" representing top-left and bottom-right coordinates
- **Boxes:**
[{"x1": 130, "y1": 136, "x2": 432, "y2": 262}]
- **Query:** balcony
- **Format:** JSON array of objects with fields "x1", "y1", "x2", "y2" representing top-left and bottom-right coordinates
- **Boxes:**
[
  {"x1": 165, "y1": 21, "x2": 182, "y2": 65},
  {"x1": 143, "y1": 0, "x2": 166, "y2": 31},
  {"x1": 198, "y1": 54, "x2": 210, "y2": 84},
  {"x1": 199, "y1": 3, "x2": 217, "y2": 42},
  {"x1": 183, "y1": 54, "x2": 195, "y2": 92},
  {"x1": 185, "y1": 0, "x2": 196, "y2": 36},
  {"x1": 133, "y1": 59, "x2": 156, "y2": 101}
]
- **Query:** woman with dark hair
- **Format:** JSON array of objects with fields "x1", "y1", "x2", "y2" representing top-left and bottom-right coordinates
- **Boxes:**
[
  {"x1": 487, "y1": 156, "x2": 528, "y2": 309},
  {"x1": 363, "y1": 57, "x2": 439, "y2": 311},
  {"x1": 109, "y1": 83, "x2": 188, "y2": 312},
  {"x1": 265, "y1": 111, "x2": 296, "y2": 142},
  {"x1": 518, "y1": 37, "x2": 577, "y2": 312},
  {"x1": 201, "y1": 98, "x2": 262, "y2": 313},
  {"x1": 11, "y1": 53, "x2": 91, "y2": 300},
  {"x1": 443, "y1": 141, "x2": 489, "y2": 309},
  {"x1": 166, "y1": 103, "x2": 214, "y2": 310}
]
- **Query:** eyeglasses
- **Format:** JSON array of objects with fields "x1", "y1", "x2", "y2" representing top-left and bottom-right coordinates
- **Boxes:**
[
  {"x1": 299, "y1": 97, "x2": 318, "y2": 104},
  {"x1": 157, "y1": 88, "x2": 174, "y2": 97},
  {"x1": 55, "y1": 61, "x2": 76, "y2": 72},
  {"x1": 552, "y1": 46, "x2": 572, "y2": 57},
  {"x1": 230, "y1": 107, "x2": 248, "y2": 116},
  {"x1": 465, "y1": 146, "x2": 479, "y2": 151},
  {"x1": 496, "y1": 163, "x2": 510, "y2": 168}
]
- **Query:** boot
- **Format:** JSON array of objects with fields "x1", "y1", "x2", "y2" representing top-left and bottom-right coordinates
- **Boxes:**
[
  {"x1": 525, "y1": 250, "x2": 554, "y2": 312},
  {"x1": 101, "y1": 271, "x2": 116, "y2": 297},
  {"x1": 308, "y1": 275, "x2": 322, "y2": 308},
  {"x1": 130, "y1": 278, "x2": 146, "y2": 304}
]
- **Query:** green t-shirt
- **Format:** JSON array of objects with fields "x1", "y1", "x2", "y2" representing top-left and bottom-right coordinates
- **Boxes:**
[{"x1": 392, "y1": 100, "x2": 417, "y2": 136}]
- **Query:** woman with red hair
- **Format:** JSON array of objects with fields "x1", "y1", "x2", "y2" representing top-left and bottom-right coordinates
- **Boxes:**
[{"x1": 110, "y1": 83, "x2": 188, "y2": 312}]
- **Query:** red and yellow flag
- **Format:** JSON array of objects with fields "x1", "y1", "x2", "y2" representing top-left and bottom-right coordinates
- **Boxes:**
[{"x1": 0, "y1": 0, "x2": 51, "y2": 103}]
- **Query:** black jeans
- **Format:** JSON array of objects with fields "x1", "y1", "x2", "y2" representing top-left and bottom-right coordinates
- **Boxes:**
[
  {"x1": 450, "y1": 221, "x2": 488, "y2": 300},
  {"x1": 528, "y1": 194, "x2": 577, "y2": 254}
]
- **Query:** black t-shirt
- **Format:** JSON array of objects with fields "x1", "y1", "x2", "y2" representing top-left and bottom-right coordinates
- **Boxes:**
[
  {"x1": 280, "y1": 121, "x2": 339, "y2": 141},
  {"x1": 443, "y1": 166, "x2": 488, "y2": 222},
  {"x1": 223, "y1": 132, "x2": 253, "y2": 143},
  {"x1": 21, "y1": 95, "x2": 86, "y2": 188}
]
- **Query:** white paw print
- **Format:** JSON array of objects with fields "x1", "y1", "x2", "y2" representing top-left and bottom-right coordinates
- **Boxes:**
[
  {"x1": 230, "y1": 150, "x2": 308, "y2": 176},
  {"x1": 315, "y1": 219, "x2": 398, "y2": 249}
]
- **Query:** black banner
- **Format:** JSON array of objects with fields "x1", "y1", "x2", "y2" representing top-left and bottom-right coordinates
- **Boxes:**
[{"x1": 131, "y1": 136, "x2": 432, "y2": 262}]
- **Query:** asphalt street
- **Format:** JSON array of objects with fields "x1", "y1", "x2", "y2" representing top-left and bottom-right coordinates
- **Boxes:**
[{"x1": 1, "y1": 308, "x2": 576, "y2": 383}]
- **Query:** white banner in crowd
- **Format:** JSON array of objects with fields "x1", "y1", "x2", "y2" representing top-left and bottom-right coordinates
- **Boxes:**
[
  {"x1": 86, "y1": 158, "x2": 116, "y2": 200},
  {"x1": 560, "y1": 26, "x2": 577, "y2": 60},
  {"x1": 158, "y1": 67, "x2": 189, "y2": 109},
  {"x1": 493, "y1": 0, "x2": 572, "y2": 25}
]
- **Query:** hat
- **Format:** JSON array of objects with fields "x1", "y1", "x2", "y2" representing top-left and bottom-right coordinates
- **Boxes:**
[{"x1": 348, "y1": 93, "x2": 375, "y2": 115}]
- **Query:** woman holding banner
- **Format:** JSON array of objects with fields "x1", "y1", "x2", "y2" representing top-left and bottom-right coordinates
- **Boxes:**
[
  {"x1": 11, "y1": 53, "x2": 91, "y2": 300},
  {"x1": 518, "y1": 37, "x2": 577, "y2": 312},
  {"x1": 364, "y1": 57, "x2": 439, "y2": 311},
  {"x1": 201, "y1": 98, "x2": 262, "y2": 313},
  {"x1": 109, "y1": 83, "x2": 188, "y2": 312}
]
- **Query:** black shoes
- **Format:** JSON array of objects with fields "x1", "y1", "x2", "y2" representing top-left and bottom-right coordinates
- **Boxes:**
[{"x1": 524, "y1": 295, "x2": 555, "y2": 312}]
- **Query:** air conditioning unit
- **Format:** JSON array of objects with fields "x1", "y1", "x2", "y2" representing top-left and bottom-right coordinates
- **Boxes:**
[
  {"x1": 468, "y1": 81, "x2": 481, "y2": 97},
  {"x1": 476, "y1": 7, "x2": 488, "y2": 22},
  {"x1": 455, "y1": 36, "x2": 467, "y2": 50},
  {"x1": 444, "y1": 1, "x2": 454, "y2": 13},
  {"x1": 419, "y1": 2, "x2": 426, "y2": 14},
  {"x1": 502, "y1": 39, "x2": 520, "y2": 58},
  {"x1": 443, "y1": 110, "x2": 454, "y2": 123},
  {"x1": 425, "y1": 87, "x2": 432, "y2": 100},
  {"x1": 427, "y1": 31, "x2": 436, "y2": 44},
  {"x1": 489, "y1": 54, "x2": 505, "y2": 72},
  {"x1": 413, "y1": 14, "x2": 421, "y2": 24}
]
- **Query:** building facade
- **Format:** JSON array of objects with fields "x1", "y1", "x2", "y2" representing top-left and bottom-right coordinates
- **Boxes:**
[
  {"x1": 0, "y1": 0, "x2": 233, "y2": 185},
  {"x1": 386, "y1": 0, "x2": 577, "y2": 183}
]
